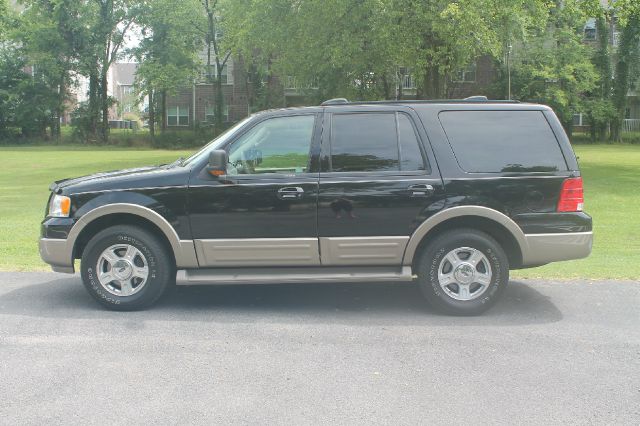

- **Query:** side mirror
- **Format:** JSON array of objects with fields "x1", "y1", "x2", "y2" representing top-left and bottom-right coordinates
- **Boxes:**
[{"x1": 207, "y1": 149, "x2": 227, "y2": 177}]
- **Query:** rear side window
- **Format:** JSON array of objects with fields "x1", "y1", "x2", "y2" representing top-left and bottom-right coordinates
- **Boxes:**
[
  {"x1": 439, "y1": 111, "x2": 567, "y2": 173},
  {"x1": 330, "y1": 113, "x2": 426, "y2": 173}
]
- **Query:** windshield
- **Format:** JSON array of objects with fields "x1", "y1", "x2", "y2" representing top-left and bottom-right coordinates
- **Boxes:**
[{"x1": 181, "y1": 116, "x2": 255, "y2": 166}]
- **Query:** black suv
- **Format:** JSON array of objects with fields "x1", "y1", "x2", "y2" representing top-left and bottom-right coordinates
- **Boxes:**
[{"x1": 40, "y1": 98, "x2": 592, "y2": 315}]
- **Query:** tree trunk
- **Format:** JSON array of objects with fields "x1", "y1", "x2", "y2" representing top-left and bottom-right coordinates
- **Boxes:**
[
  {"x1": 53, "y1": 73, "x2": 66, "y2": 142},
  {"x1": 397, "y1": 69, "x2": 405, "y2": 100},
  {"x1": 88, "y1": 70, "x2": 99, "y2": 142},
  {"x1": 265, "y1": 58, "x2": 273, "y2": 108},
  {"x1": 422, "y1": 64, "x2": 444, "y2": 99},
  {"x1": 215, "y1": 77, "x2": 224, "y2": 133},
  {"x1": 100, "y1": 69, "x2": 109, "y2": 143},
  {"x1": 161, "y1": 90, "x2": 167, "y2": 132},
  {"x1": 381, "y1": 74, "x2": 391, "y2": 100},
  {"x1": 148, "y1": 89, "x2": 155, "y2": 138}
]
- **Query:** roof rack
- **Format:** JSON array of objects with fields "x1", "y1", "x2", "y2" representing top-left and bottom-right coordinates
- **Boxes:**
[
  {"x1": 464, "y1": 95, "x2": 488, "y2": 102},
  {"x1": 320, "y1": 96, "x2": 519, "y2": 106},
  {"x1": 320, "y1": 98, "x2": 349, "y2": 106}
]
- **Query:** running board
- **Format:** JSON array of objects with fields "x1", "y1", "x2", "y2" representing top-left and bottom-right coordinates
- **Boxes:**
[{"x1": 177, "y1": 266, "x2": 414, "y2": 285}]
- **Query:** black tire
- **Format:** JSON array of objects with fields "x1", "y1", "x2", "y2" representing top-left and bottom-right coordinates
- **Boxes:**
[
  {"x1": 415, "y1": 228, "x2": 509, "y2": 316},
  {"x1": 80, "y1": 225, "x2": 175, "y2": 311}
]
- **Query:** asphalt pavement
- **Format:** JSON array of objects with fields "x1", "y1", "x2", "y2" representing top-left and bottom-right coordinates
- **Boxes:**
[{"x1": 0, "y1": 272, "x2": 638, "y2": 425}]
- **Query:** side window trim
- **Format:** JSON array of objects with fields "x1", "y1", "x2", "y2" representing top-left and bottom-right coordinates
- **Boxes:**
[
  {"x1": 395, "y1": 112, "x2": 403, "y2": 171},
  {"x1": 396, "y1": 111, "x2": 430, "y2": 173}
]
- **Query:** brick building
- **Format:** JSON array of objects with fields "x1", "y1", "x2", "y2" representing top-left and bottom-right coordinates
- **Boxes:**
[{"x1": 163, "y1": 55, "x2": 251, "y2": 128}]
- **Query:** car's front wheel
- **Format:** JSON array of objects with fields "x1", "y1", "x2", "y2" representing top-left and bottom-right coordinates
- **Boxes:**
[
  {"x1": 415, "y1": 229, "x2": 509, "y2": 315},
  {"x1": 80, "y1": 225, "x2": 174, "y2": 310}
]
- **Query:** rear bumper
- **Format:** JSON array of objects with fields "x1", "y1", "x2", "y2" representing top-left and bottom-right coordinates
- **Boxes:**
[
  {"x1": 521, "y1": 231, "x2": 593, "y2": 267},
  {"x1": 39, "y1": 238, "x2": 74, "y2": 274}
]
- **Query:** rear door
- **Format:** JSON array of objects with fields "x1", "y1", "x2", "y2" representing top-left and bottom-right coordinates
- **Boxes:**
[{"x1": 317, "y1": 107, "x2": 444, "y2": 266}]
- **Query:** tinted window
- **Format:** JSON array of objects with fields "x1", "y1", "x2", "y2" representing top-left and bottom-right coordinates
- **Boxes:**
[
  {"x1": 227, "y1": 115, "x2": 314, "y2": 175},
  {"x1": 398, "y1": 114, "x2": 426, "y2": 171},
  {"x1": 439, "y1": 111, "x2": 567, "y2": 173},
  {"x1": 331, "y1": 113, "x2": 399, "y2": 172}
]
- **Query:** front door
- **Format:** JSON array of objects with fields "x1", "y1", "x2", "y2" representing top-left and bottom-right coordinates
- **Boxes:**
[
  {"x1": 188, "y1": 113, "x2": 321, "y2": 267},
  {"x1": 317, "y1": 109, "x2": 444, "y2": 265}
]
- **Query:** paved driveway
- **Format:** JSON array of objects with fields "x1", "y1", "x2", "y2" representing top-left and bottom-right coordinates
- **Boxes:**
[{"x1": 0, "y1": 272, "x2": 638, "y2": 425}]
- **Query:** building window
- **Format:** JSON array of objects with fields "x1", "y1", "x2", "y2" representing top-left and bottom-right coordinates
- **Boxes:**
[
  {"x1": 402, "y1": 74, "x2": 416, "y2": 89},
  {"x1": 453, "y1": 63, "x2": 477, "y2": 83},
  {"x1": 285, "y1": 76, "x2": 298, "y2": 89},
  {"x1": 584, "y1": 18, "x2": 597, "y2": 41},
  {"x1": 398, "y1": 67, "x2": 416, "y2": 89},
  {"x1": 205, "y1": 104, "x2": 229, "y2": 123},
  {"x1": 168, "y1": 106, "x2": 189, "y2": 126},
  {"x1": 201, "y1": 64, "x2": 228, "y2": 84},
  {"x1": 122, "y1": 85, "x2": 134, "y2": 95}
]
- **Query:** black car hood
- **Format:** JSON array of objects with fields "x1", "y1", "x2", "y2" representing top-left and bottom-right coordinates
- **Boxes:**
[
  {"x1": 49, "y1": 163, "x2": 191, "y2": 195},
  {"x1": 50, "y1": 166, "x2": 161, "y2": 193}
]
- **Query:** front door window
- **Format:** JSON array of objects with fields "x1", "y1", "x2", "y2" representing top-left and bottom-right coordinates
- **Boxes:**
[{"x1": 227, "y1": 115, "x2": 315, "y2": 175}]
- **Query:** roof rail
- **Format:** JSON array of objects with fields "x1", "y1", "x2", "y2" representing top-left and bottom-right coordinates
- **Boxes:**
[
  {"x1": 464, "y1": 95, "x2": 488, "y2": 102},
  {"x1": 319, "y1": 97, "x2": 520, "y2": 106},
  {"x1": 320, "y1": 98, "x2": 349, "y2": 106}
]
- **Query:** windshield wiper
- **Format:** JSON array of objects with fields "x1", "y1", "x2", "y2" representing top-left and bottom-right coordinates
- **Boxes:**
[{"x1": 166, "y1": 157, "x2": 185, "y2": 168}]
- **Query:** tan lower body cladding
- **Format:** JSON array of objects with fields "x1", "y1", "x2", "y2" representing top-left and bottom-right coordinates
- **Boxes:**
[{"x1": 193, "y1": 236, "x2": 409, "y2": 267}]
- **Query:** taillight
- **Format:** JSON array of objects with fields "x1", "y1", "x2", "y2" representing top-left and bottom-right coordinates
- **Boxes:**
[{"x1": 557, "y1": 177, "x2": 584, "y2": 212}]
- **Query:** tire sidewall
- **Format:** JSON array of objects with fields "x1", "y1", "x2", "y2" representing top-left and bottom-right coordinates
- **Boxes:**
[
  {"x1": 418, "y1": 230, "x2": 509, "y2": 315},
  {"x1": 81, "y1": 226, "x2": 171, "y2": 309}
]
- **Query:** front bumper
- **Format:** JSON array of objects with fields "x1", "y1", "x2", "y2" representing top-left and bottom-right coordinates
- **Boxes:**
[
  {"x1": 521, "y1": 231, "x2": 593, "y2": 267},
  {"x1": 39, "y1": 238, "x2": 74, "y2": 273}
]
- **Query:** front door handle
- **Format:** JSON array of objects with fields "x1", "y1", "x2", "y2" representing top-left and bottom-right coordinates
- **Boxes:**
[
  {"x1": 277, "y1": 186, "x2": 304, "y2": 199},
  {"x1": 408, "y1": 184, "x2": 434, "y2": 197}
]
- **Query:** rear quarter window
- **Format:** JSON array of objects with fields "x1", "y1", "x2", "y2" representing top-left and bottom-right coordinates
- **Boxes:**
[{"x1": 438, "y1": 110, "x2": 568, "y2": 173}]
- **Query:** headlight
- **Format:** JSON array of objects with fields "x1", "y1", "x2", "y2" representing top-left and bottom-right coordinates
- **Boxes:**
[{"x1": 49, "y1": 194, "x2": 71, "y2": 217}]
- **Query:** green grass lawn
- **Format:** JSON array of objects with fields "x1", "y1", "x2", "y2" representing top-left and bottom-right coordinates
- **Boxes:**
[
  {"x1": 0, "y1": 144, "x2": 638, "y2": 279},
  {"x1": 0, "y1": 146, "x2": 192, "y2": 272},
  {"x1": 513, "y1": 144, "x2": 640, "y2": 280}
]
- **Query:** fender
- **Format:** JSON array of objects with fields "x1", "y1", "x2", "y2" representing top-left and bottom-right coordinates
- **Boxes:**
[
  {"x1": 402, "y1": 205, "x2": 528, "y2": 266},
  {"x1": 69, "y1": 203, "x2": 198, "y2": 269}
]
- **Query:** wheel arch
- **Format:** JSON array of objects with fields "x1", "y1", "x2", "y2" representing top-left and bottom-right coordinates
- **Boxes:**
[
  {"x1": 70, "y1": 204, "x2": 198, "y2": 268},
  {"x1": 403, "y1": 206, "x2": 527, "y2": 269}
]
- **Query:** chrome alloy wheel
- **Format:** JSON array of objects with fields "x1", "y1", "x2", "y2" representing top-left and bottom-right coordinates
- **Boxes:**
[
  {"x1": 437, "y1": 247, "x2": 492, "y2": 301},
  {"x1": 96, "y1": 244, "x2": 149, "y2": 296}
]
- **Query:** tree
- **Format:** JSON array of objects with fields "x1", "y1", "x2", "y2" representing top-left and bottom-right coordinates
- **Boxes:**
[
  {"x1": 0, "y1": 45, "x2": 61, "y2": 138},
  {"x1": 201, "y1": 0, "x2": 231, "y2": 130},
  {"x1": 223, "y1": 0, "x2": 401, "y2": 103},
  {"x1": 392, "y1": 0, "x2": 549, "y2": 99},
  {"x1": 610, "y1": 0, "x2": 640, "y2": 142},
  {"x1": 508, "y1": 0, "x2": 598, "y2": 134},
  {"x1": 134, "y1": 0, "x2": 203, "y2": 136},
  {"x1": 224, "y1": 0, "x2": 551, "y2": 103},
  {"x1": 89, "y1": 0, "x2": 136, "y2": 143},
  {"x1": 0, "y1": 0, "x2": 8, "y2": 40},
  {"x1": 18, "y1": 0, "x2": 86, "y2": 139}
]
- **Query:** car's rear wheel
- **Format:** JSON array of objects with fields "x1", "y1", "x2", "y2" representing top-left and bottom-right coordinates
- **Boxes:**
[
  {"x1": 415, "y1": 229, "x2": 509, "y2": 315},
  {"x1": 80, "y1": 225, "x2": 174, "y2": 311}
]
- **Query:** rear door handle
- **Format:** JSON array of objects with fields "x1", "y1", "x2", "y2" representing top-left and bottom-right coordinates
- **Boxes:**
[
  {"x1": 408, "y1": 184, "x2": 434, "y2": 197},
  {"x1": 277, "y1": 186, "x2": 304, "y2": 199}
]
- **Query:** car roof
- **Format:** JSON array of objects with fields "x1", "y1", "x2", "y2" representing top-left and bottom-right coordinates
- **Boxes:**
[{"x1": 254, "y1": 99, "x2": 551, "y2": 117}]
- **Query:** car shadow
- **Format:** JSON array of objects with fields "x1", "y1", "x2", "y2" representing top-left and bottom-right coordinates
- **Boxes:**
[{"x1": 0, "y1": 274, "x2": 563, "y2": 326}]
